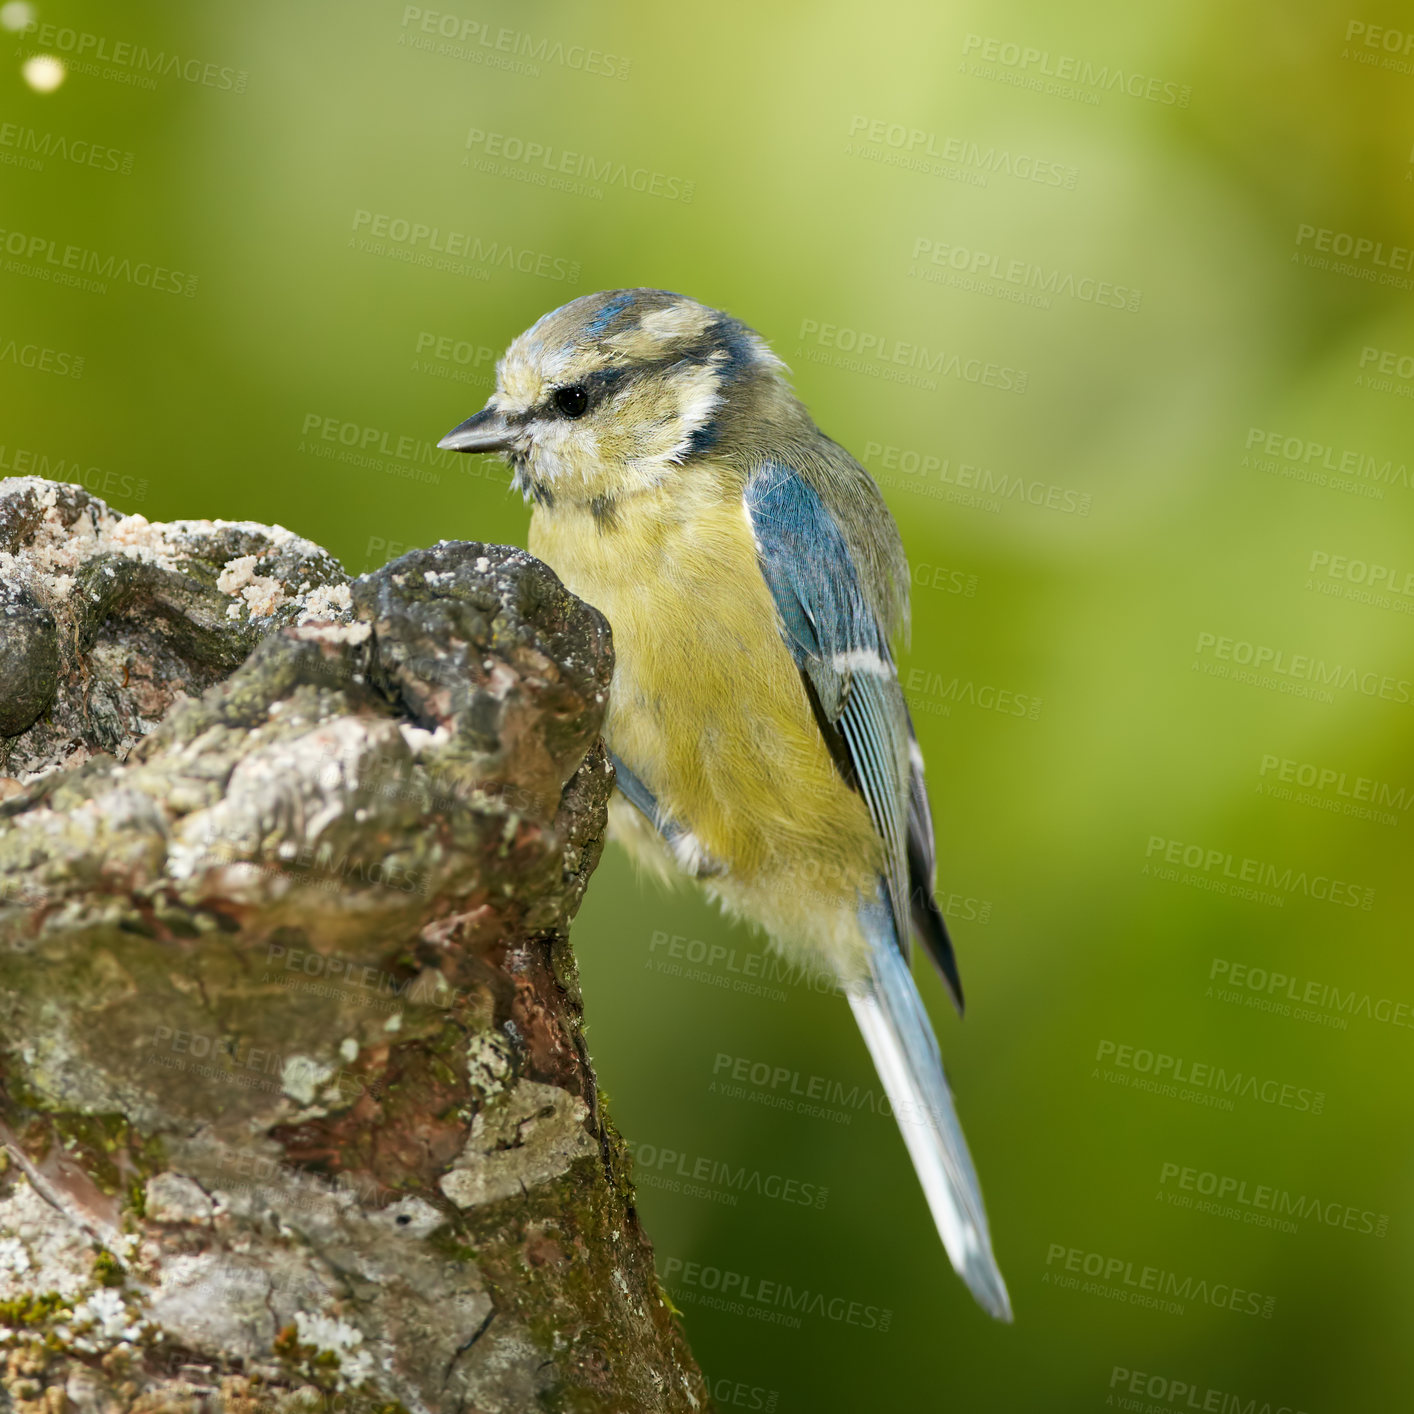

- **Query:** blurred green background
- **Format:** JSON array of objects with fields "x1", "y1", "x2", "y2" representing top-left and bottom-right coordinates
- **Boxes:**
[{"x1": 4, "y1": 0, "x2": 1413, "y2": 1407}]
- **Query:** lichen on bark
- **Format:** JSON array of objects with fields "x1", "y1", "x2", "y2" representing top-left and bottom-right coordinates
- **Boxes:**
[{"x1": 0, "y1": 478, "x2": 707, "y2": 1414}]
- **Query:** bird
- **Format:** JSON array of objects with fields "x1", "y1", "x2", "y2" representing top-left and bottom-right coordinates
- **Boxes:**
[{"x1": 436, "y1": 288, "x2": 1011, "y2": 1320}]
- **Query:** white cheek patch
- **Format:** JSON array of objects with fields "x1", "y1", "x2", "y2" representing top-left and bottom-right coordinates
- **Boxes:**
[
  {"x1": 631, "y1": 361, "x2": 722, "y2": 475},
  {"x1": 605, "y1": 361, "x2": 725, "y2": 484},
  {"x1": 674, "y1": 362, "x2": 723, "y2": 435}
]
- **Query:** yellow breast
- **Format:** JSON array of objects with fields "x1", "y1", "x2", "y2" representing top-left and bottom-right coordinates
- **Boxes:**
[{"x1": 527, "y1": 469, "x2": 880, "y2": 900}]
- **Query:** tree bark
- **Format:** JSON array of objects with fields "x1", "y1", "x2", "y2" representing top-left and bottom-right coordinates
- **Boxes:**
[{"x1": 0, "y1": 478, "x2": 707, "y2": 1414}]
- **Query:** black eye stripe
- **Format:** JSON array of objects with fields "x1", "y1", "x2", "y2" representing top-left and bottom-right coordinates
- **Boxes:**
[{"x1": 539, "y1": 353, "x2": 733, "y2": 423}]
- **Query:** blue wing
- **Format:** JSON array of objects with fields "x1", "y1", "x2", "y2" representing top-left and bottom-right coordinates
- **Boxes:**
[{"x1": 743, "y1": 459, "x2": 963, "y2": 1010}]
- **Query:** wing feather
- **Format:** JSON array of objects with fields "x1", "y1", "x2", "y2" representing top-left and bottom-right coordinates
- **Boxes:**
[{"x1": 744, "y1": 459, "x2": 961, "y2": 1008}]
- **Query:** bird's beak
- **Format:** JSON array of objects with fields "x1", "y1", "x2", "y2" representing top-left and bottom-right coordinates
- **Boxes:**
[{"x1": 437, "y1": 405, "x2": 515, "y2": 453}]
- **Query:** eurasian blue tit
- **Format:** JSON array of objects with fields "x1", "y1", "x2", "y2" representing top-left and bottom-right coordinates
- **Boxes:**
[{"x1": 438, "y1": 289, "x2": 1011, "y2": 1320}]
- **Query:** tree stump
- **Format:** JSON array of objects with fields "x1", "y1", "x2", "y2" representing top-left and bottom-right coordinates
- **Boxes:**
[{"x1": 0, "y1": 478, "x2": 707, "y2": 1414}]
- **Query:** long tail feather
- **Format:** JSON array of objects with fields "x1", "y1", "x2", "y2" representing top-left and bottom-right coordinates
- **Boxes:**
[{"x1": 848, "y1": 911, "x2": 1012, "y2": 1321}]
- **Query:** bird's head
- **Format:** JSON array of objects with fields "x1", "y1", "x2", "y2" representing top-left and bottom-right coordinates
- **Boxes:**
[{"x1": 437, "y1": 289, "x2": 788, "y2": 506}]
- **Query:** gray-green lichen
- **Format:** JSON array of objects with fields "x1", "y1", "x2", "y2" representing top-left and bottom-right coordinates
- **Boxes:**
[
  {"x1": 0, "y1": 479, "x2": 706, "y2": 1414},
  {"x1": 438, "y1": 1080, "x2": 598, "y2": 1210}
]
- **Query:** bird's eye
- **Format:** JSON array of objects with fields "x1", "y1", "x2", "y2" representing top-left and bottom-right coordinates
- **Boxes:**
[{"x1": 553, "y1": 385, "x2": 589, "y2": 418}]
